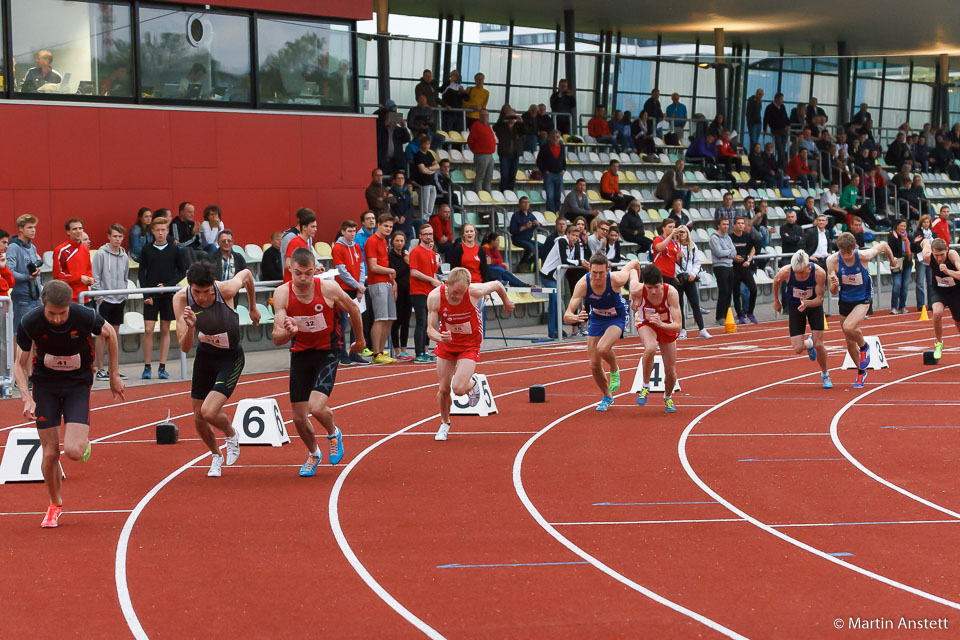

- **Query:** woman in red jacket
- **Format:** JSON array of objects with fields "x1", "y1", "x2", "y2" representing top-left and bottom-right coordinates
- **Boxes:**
[
  {"x1": 715, "y1": 130, "x2": 742, "y2": 174},
  {"x1": 0, "y1": 229, "x2": 16, "y2": 295}
]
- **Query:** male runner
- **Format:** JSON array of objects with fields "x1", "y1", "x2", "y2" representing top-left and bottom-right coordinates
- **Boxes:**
[
  {"x1": 563, "y1": 253, "x2": 640, "y2": 411},
  {"x1": 173, "y1": 261, "x2": 260, "y2": 477},
  {"x1": 272, "y1": 248, "x2": 364, "y2": 476},
  {"x1": 922, "y1": 238, "x2": 960, "y2": 359},
  {"x1": 428, "y1": 267, "x2": 513, "y2": 441},
  {"x1": 632, "y1": 264, "x2": 683, "y2": 413},
  {"x1": 14, "y1": 280, "x2": 125, "y2": 527},
  {"x1": 772, "y1": 249, "x2": 832, "y2": 388},
  {"x1": 826, "y1": 232, "x2": 893, "y2": 389}
]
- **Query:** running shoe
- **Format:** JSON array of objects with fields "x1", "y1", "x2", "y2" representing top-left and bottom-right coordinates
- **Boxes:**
[
  {"x1": 349, "y1": 353, "x2": 370, "y2": 365},
  {"x1": 225, "y1": 433, "x2": 240, "y2": 465},
  {"x1": 889, "y1": 308, "x2": 900, "y2": 315},
  {"x1": 747, "y1": 314, "x2": 758, "y2": 324},
  {"x1": 664, "y1": 398, "x2": 677, "y2": 413},
  {"x1": 361, "y1": 348, "x2": 374, "y2": 357},
  {"x1": 935, "y1": 341, "x2": 944, "y2": 360},
  {"x1": 853, "y1": 368, "x2": 868, "y2": 389},
  {"x1": 40, "y1": 504, "x2": 62, "y2": 528},
  {"x1": 636, "y1": 387, "x2": 649, "y2": 406},
  {"x1": 380, "y1": 352, "x2": 398, "y2": 363},
  {"x1": 207, "y1": 454, "x2": 223, "y2": 477},
  {"x1": 141, "y1": 364, "x2": 151, "y2": 380},
  {"x1": 396, "y1": 352, "x2": 415, "y2": 362},
  {"x1": 467, "y1": 375, "x2": 481, "y2": 407},
  {"x1": 822, "y1": 373, "x2": 833, "y2": 389},
  {"x1": 372, "y1": 353, "x2": 393, "y2": 364},
  {"x1": 340, "y1": 356, "x2": 353, "y2": 366},
  {"x1": 806, "y1": 334, "x2": 817, "y2": 361},
  {"x1": 435, "y1": 423, "x2": 451, "y2": 441},
  {"x1": 327, "y1": 427, "x2": 344, "y2": 465},
  {"x1": 737, "y1": 316, "x2": 747, "y2": 324},
  {"x1": 157, "y1": 365, "x2": 169, "y2": 380},
  {"x1": 299, "y1": 454, "x2": 321, "y2": 477},
  {"x1": 699, "y1": 329, "x2": 713, "y2": 339},
  {"x1": 596, "y1": 396, "x2": 614, "y2": 412},
  {"x1": 427, "y1": 353, "x2": 437, "y2": 362},
  {"x1": 95, "y1": 369, "x2": 109, "y2": 380},
  {"x1": 414, "y1": 354, "x2": 432, "y2": 363},
  {"x1": 859, "y1": 344, "x2": 870, "y2": 369},
  {"x1": 678, "y1": 329, "x2": 687, "y2": 339},
  {"x1": 81, "y1": 442, "x2": 92, "y2": 463},
  {"x1": 609, "y1": 369, "x2": 621, "y2": 393}
]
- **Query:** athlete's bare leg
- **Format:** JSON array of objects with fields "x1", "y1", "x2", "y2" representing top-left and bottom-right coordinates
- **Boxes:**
[
  {"x1": 451, "y1": 358, "x2": 477, "y2": 396},
  {"x1": 37, "y1": 423, "x2": 88, "y2": 505},
  {"x1": 789, "y1": 329, "x2": 827, "y2": 374},
  {"x1": 660, "y1": 340, "x2": 678, "y2": 397},
  {"x1": 840, "y1": 304, "x2": 870, "y2": 363},
  {"x1": 192, "y1": 392, "x2": 236, "y2": 456},
  {"x1": 933, "y1": 302, "x2": 945, "y2": 342},
  {"x1": 437, "y1": 357, "x2": 456, "y2": 424},
  {"x1": 638, "y1": 325, "x2": 659, "y2": 385},
  {"x1": 158, "y1": 320, "x2": 171, "y2": 367}
]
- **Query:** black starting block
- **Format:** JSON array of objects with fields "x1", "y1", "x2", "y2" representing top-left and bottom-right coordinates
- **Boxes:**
[
  {"x1": 156, "y1": 421, "x2": 179, "y2": 444},
  {"x1": 529, "y1": 385, "x2": 545, "y2": 403},
  {"x1": 923, "y1": 350, "x2": 940, "y2": 366}
]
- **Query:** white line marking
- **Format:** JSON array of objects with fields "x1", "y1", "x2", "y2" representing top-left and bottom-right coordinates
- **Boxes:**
[
  {"x1": 550, "y1": 518, "x2": 960, "y2": 528},
  {"x1": 688, "y1": 432, "x2": 830, "y2": 437},
  {"x1": 0, "y1": 509, "x2": 133, "y2": 516}
]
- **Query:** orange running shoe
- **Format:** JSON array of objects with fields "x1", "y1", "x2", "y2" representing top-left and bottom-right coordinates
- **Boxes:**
[{"x1": 41, "y1": 504, "x2": 62, "y2": 528}]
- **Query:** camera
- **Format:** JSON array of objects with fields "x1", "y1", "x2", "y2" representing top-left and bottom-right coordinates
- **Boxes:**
[{"x1": 26, "y1": 258, "x2": 42, "y2": 275}]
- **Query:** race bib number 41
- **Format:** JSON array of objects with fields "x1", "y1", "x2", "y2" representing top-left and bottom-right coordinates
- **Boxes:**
[{"x1": 43, "y1": 354, "x2": 80, "y2": 371}]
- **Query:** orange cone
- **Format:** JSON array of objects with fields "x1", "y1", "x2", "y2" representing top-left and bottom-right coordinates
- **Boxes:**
[
  {"x1": 823, "y1": 314, "x2": 829, "y2": 331},
  {"x1": 920, "y1": 305, "x2": 929, "y2": 321},
  {"x1": 724, "y1": 308, "x2": 737, "y2": 334}
]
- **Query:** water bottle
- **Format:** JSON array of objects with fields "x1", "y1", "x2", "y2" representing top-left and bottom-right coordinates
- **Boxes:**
[{"x1": 0, "y1": 376, "x2": 11, "y2": 399}]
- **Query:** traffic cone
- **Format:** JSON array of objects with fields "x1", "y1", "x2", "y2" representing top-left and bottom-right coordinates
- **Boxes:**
[
  {"x1": 920, "y1": 305, "x2": 929, "y2": 321},
  {"x1": 823, "y1": 314, "x2": 829, "y2": 331},
  {"x1": 724, "y1": 308, "x2": 737, "y2": 334}
]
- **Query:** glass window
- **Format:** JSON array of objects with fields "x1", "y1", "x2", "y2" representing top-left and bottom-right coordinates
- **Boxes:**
[
  {"x1": 138, "y1": 6, "x2": 250, "y2": 103},
  {"x1": 257, "y1": 17, "x2": 353, "y2": 108},
  {"x1": 911, "y1": 83, "x2": 933, "y2": 118},
  {"x1": 657, "y1": 62, "x2": 694, "y2": 100},
  {"x1": 11, "y1": 0, "x2": 133, "y2": 97}
]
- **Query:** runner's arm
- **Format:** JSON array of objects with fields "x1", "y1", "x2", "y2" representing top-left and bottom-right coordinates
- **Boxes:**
[
  {"x1": 771, "y1": 265, "x2": 790, "y2": 311},
  {"x1": 610, "y1": 260, "x2": 640, "y2": 289},
  {"x1": 859, "y1": 241, "x2": 893, "y2": 263},
  {"x1": 13, "y1": 339, "x2": 33, "y2": 417},
  {"x1": 921, "y1": 239, "x2": 932, "y2": 264},
  {"x1": 563, "y1": 278, "x2": 588, "y2": 325},
  {"x1": 327, "y1": 284, "x2": 365, "y2": 354},
  {"x1": 426, "y1": 289, "x2": 449, "y2": 343},
  {"x1": 218, "y1": 269, "x2": 260, "y2": 325},
  {"x1": 271, "y1": 284, "x2": 295, "y2": 346},
  {"x1": 100, "y1": 322, "x2": 126, "y2": 400},
  {"x1": 172, "y1": 290, "x2": 194, "y2": 353},
  {"x1": 806, "y1": 267, "x2": 826, "y2": 309},
  {"x1": 826, "y1": 254, "x2": 840, "y2": 295},
  {"x1": 470, "y1": 281, "x2": 514, "y2": 314},
  {"x1": 660, "y1": 287, "x2": 683, "y2": 333},
  {"x1": 939, "y1": 250, "x2": 960, "y2": 279}
]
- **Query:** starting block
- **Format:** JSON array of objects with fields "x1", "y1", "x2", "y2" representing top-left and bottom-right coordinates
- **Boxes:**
[
  {"x1": 629, "y1": 355, "x2": 681, "y2": 393},
  {"x1": 923, "y1": 350, "x2": 940, "y2": 365},
  {"x1": 0, "y1": 428, "x2": 64, "y2": 484},
  {"x1": 231, "y1": 398, "x2": 290, "y2": 446},
  {"x1": 529, "y1": 385, "x2": 546, "y2": 403},
  {"x1": 451, "y1": 374, "x2": 498, "y2": 417},
  {"x1": 841, "y1": 336, "x2": 888, "y2": 370}
]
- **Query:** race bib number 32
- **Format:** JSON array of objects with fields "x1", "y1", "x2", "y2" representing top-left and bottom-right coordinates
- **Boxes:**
[{"x1": 295, "y1": 313, "x2": 327, "y2": 333}]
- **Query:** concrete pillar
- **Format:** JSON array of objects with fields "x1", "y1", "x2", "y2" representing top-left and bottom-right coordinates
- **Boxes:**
[
  {"x1": 376, "y1": 0, "x2": 390, "y2": 106},
  {"x1": 563, "y1": 9, "x2": 577, "y2": 131},
  {"x1": 837, "y1": 41, "x2": 850, "y2": 123},
  {"x1": 714, "y1": 27, "x2": 726, "y2": 116},
  {"x1": 939, "y1": 54, "x2": 950, "y2": 125}
]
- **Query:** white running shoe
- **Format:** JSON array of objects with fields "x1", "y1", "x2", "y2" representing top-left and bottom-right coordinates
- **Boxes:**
[
  {"x1": 699, "y1": 328, "x2": 713, "y2": 339},
  {"x1": 467, "y1": 375, "x2": 481, "y2": 407},
  {"x1": 435, "y1": 423, "x2": 451, "y2": 441},
  {"x1": 225, "y1": 434, "x2": 240, "y2": 465},
  {"x1": 208, "y1": 454, "x2": 223, "y2": 477},
  {"x1": 678, "y1": 329, "x2": 687, "y2": 339}
]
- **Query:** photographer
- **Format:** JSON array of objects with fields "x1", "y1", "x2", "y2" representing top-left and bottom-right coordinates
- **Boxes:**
[{"x1": 7, "y1": 213, "x2": 43, "y2": 335}]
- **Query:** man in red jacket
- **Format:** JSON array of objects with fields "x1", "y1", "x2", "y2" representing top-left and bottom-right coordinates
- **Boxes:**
[
  {"x1": 468, "y1": 108, "x2": 496, "y2": 193},
  {"x1": 932, "y1": 205, "x2": 952, "y2": 244},
  {"x1": 53, "y1": 218, "x2": 93, "y2": 304}
]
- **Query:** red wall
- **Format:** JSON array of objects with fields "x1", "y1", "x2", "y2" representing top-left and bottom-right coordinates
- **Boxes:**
[
  {"x1": 152, "y1": 0, "x2": 371, "y2": 21},
  {"x1": 0, "y1": 103, "x2": 376, "y2": 252}
]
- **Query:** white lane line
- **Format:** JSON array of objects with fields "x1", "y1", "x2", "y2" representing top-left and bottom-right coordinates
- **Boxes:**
[
  {"x1": 688, "y1": 433, "x2": 830, "y2": 437},
  {"x1": 829, "y1": 363, "x2": 960, "y2": 521},
  {"x1": 0, "y1": 509, "x2": 133, "y2": 516},
  {"x1": 550, "y1": 518, "x2": 960, "y2": 528}
]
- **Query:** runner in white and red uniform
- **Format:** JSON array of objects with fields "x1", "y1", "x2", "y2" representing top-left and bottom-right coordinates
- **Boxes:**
[
  {"x1": 632, "y1": 264, "x2": 683, "y2": 413},
  {"x1": 272, "y1": 247, "x2": 364, "y2": 476},
  {"x1": 427, "y1": 266, "x2": 513, "y2": 441}
]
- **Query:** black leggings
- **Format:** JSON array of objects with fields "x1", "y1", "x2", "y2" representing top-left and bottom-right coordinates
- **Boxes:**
[
  {"x1": 391, "y1": 291, "x2": 412, "y2": 351},
  {"x1": 733, "y1": 265, "x2": 757, "y2": 316},
  {"x1": 675, "y1": 278, "x2": 704, "y2": 330},
  {"x1": 412, "y1": 294, "x2": 429, "y2": 355},
  {"x1": 714, "y1": 266, "x2": 735, "y2": 323},
  {"x1": 362, "y1": 290, "x2": 373, "y2": 347}
]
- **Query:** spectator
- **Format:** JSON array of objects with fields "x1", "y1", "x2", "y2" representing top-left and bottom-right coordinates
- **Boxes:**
[
  {"x1": 932, "y1": 205, "x2": 952, "y2": 244},
  {"x1": 494, "y1": 107, "x2": 522, "y2": 192},
  {"x1": 521, "y1": 104, "x2": 540, "y2": 153},
  {"x1": 763, "y1": 92, "x2": 790, "y2": 168},
  {"x1": 91, "y1": 223, "x2": 129, "y2": 380},
  {"x1": 509, "y1": 196, "x2": 540, "y2": 270},
  {"x1": 786, "y1": 148, "x2": 818, "y2": 188},
  {"x1": 283, "y1": 210, "x2": 318, "y2": 282},
  {"x1": 413, "y1": 136, "x2": 440, "y2": 216},
  {"x1": 642, "y1": 88, "x2": 664, "y2": 133},
  {"x1": 559, "y1": 178, "x2": 600, "y2": 220},
  {"x1": 483, "y1": 232, "x2": 526, "y2": 287},
  {"x1": 588, "y1": 105, "x2": 617, "y2": 147},
  {"x1": 656, "y1": 159, "x2": 699, "y2": 208},
  {"x1": 587, "y1": 219, "x2": 611, "y2": 256},
  {"x1": 129, "y1": 208, "x2": 153, "y2": 261},
  {"x1": 7, "y1": 214, "x2": 43, "y2": 334},
  {"x1": 664, "y1": 93, "x2": 687, "y2": 137},
  {"x1": 81, "y1": 232, "x2": 90, "y2": 249},
  {"x1": 631, "y1": 110, "x2": 656, "y2": 155},
  {"x1": 864, "y1": 165, "x2": 889, "y2": 215},
  {"x1": 820, "y1": 182, "x2": 843, "y2": 221},
  {"x1": 468, "y1": 108, "x2": 496, "y2": 192},
  {"x1": 779, "y1": 210, "x2": 804, "y2": 265},
  {"x1": 751, "y1": 199, "x2": 775, "y2": 249},
  {"x1": 462, "y1": 73, "x2": 489, "y2": 128},
  {"x1": 389, "y1": 171, "x2": 417, "y2": 245},
  {"x1": 611, "y1": 109, "x2": 634, "y2": 152},
  {"x1": 685, "y1": 132, "x2": 718, "y2": 172},
  {"x1": 366, "y1": 214, "x2": 397, "y2": 364},
  {"x1": 789, "y1": 103, "x2": 808, "y2": 136},
  {"x1": 448, "y1": 223, "x2": 488, "y2": 284},
  {"x1": 550, "y1": 79, "x2": 576, "y2": 134},
  {"x1": 602, "y1": 225, "x2": 622, "y2": 263},
  {"x1": 667, "y1": 198, "x2": 690, "y2": 227},
  {"x1": 803, "y1": 213, "x2": 832, "y2": 265},
  {"x1": 619, "y1": 200, "x2": 653, "y2": 253},
  {"x1": 138, "y1": 216, "x2": 185, "y2": 380},
  {"x1": 599, "y1": 159, "x2": 633, "y2": 210},
  {"x1": 376, "y1": 100, "x2": 411, "y2": 176},
  {"x1": 888, "y1": 218, "x2": 912, "y2": 314},
  {"x1": 331, "y1": 219, "x2": 367, "y2": 365},
  {"x1": 0, "y1": 230, "x2": 13, "y2": 296},
  {"x1": 365, "y1": 168, "x2": 395, "y2": 216},
  {"x1": 748, "y1": 142, "x2": 771, "y2": 188},
  {"x1": 807, "y1": 97, "x2": 827, "y2": 124},
  {"x1": 20, "y1": 50, "x2": 61, "y2": 92},
  {"x1": 195, "y1": 205, "x2": 222, "y2": 253},
  {"x1": 848, "y1": 216, "x2": 867, "y2": 248},
  {"x1": 798, "y1": 127, "x2": 819, "y2": 160},
  {"x1": 715, "y1": 129, "x2": 742, "y2": 174},
  {"x1": 53, "y1": 217, "x2": 93, "y2": 303},
  {"x1": 540, "y1": 217, "x2": 567, "y2": 257},
  {"x1": 407, "y1": 93, "x2": 445, "y2": 150},
  {"x1": 540, "y1": 224, "x2": 588, "y2": 338},
  {"x1": 901, "y1": 174, "x2": 931, "y2": 222},
  {"x1": 210, "y1": 230, "x2": 246, "y2": 281},
  {"x1": 710, "y1": 217, "x2": 737, "y2": 325},
  {"x1": 429, "y1": 203, "x2": 454, "y2": 258},
  {"x1": 537, "y1": 129, "x2": 566, "y2": 213},
  {"x1": 714, "y1": 191, "x2": 739, "y2": 225},
  {"x1": 414, "y1": 69, "x2": 437, "y2": 107},
  {"x1": 652, "y1": 218, "x2": 682, "y2": 289},
  {"x1": 913, "y1": 214, "x2": 934, "y2": 311},
  {"x1": 261, "y1": 231, "x2": 284, "y2": 281},
  {"x1": 171, "y1": 201, "x2": 200, "y2": 250},
  {"x1": 730, "y1": 216, "x2": 758, "y2": 324},
  {"x1": 798, "y1": 195, "x2": 821, "y2": 225},
  {"x1": 674, "y1": 225, "x2": 710, "y2": 339},
  {"x1": 745, "y1": 88, "x2": 764, "y2": 150},
  {"x1": 387, "y1": 231, "x2": 414, "y2": 361},
  {"x1": 885, "y1": 132, "x2": 911, "y2": 170},
  {"x1": 409, "y1": 224, "x2": 442, "y2": 362},
  {"x1": 760, "y1": 141, "x2": 787, "y2": 186},
  {"x1": 851, "y1": 103, "x2": 871, "y2": 125},
  {"x1": 535, "y1": 103, "x2": 554, "y2": 142},
  {"x1": 439, "y1": 70, "x2": 465, "y2": 131},
  {"x1": 929, "y1": 138, "x2": 960, "y2": 179},
  {"x1": 280, "y1": 207, "x2": 315, "y2": 272},
  {"x1": 434, "y1": 158, "x2": 461, "y2": 212},
  {"x1": 707, "y1": 113, "x2": 725, "y2": 139}
]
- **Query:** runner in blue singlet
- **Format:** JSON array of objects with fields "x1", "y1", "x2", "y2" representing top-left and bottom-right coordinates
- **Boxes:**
[{"x1": 772, "y1": 249, "x2": 832, "y2": 388}]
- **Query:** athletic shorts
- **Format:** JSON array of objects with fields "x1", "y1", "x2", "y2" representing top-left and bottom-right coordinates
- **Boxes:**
[
  {"x1": 838, "y1": 298, "x2": 872, "y2": 317},
  {"x1": 144, "y1": 292, "x2": 175, "y2": 322},
  {"x1": 191, "y1": 349, "x2": 245, "y2": 400},
  {"x1": 434, "y1": 342, "x2": 481, "y2": 362},
  {"x1": 637, "y1": 322, "x2": 678, "y2": 344},
  {"x1": 588, "y1": 314, "x2": 626, "y2": 338},
  {"x1": 931, "y1": 287, "x2": 960, "y2": 321},
  {"x1": 369, "y1": 282, "x2": 397, "y2": 321},
  {"x1": 289, "y1": 349, "x2": 339, "y2": 403},
  {"x1": 787, "y1": 304, "x2": 825, "y2": 337},
  {"x1": 97, "y1": 300, "x2": 125, "y2": 327},
  {"x1": 33, "y1": 379, "x2": 91, "y2": 429}
]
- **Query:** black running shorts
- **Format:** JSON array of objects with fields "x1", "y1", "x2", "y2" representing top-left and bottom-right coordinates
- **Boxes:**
[
  {"x1": 33, "y1": 379, "x2": 91, "y2": 429},
  {"x1": 191, "y1": 349, "x2": 245, "y2": 400},
  {"x1": 787, "y1": 304, "x2": 825, "y2": 337},
  {"x1": 289, "y1": 349, "x2": 340, "y2": 403}
]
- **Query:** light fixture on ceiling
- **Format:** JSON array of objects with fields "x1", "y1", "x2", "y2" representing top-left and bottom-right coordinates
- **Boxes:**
[{"x1": 698, "y1": 62, "x2": 710, "y2": 68}]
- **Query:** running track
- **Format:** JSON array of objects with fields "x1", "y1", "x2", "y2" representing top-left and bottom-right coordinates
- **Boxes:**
[{"x1": 3, "y1": 312, "x2": 959, "y2": 638}]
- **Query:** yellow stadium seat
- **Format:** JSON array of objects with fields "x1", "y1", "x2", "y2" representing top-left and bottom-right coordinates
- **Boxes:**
[
  {"x1": 544, "y1": 211, "x2": 557, "y2": 223},
  {"x1": 315, "y1": 241, "x2": 332, "y2": 258}
]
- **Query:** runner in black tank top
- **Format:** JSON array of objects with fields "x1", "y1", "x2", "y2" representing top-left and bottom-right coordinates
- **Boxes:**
[
  {"x1": 173, "y1": 261, "x2": 260, "y2": 478},
  {"x1": 771, "y1": 250, "x2": 832, "y2": 388},
  {"x1": 922, "y1": 238, "x2": 960, "y2": 359}
]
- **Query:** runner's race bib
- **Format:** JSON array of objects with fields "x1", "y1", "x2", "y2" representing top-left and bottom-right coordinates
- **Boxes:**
[
  {"x1": 841, "y1": 272, "x2": 863, "y2": 286},
  {"x1": 592, "y1": 306, "x2": 618, "y2": 317},
  {"x1": 294, "y1": 313, "x2": 327, "y2": 332},
  {"x1": 448, "y1": 321, "x2": 472, "y2": 334},
  {"x1": 198, "y1": 331, "x2": 230, "y2": 348},
  {"x1": 936, "y1": 276, "x2": 956, "y2": 288},
  {"x1": 43, "y1": 353, "x2": 80, "y2": 371},
  {"x1": 793, "y1": 287, "x2": 813, "y2": 300}
]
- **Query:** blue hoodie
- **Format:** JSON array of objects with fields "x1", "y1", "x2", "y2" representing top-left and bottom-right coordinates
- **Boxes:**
[{"x1": 6, "y1": 235, "x2": 41, "y2": 300}]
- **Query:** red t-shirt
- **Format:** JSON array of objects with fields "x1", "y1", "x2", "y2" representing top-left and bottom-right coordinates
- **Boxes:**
[
  {"x1": 365, "y1": 234, "x2": 391, "y2": 285},
  {"x1": 283, "y1": 235, "x2": 309, "y2": 283},
  {"x1": 652, "y1": 236, "x2": 680, "y2": 279},
  {"x1": 468, "y1": 122, "x2": 496, "y2": 154},
  {"x1": 409, "y1": 244, "x2": 439, "y2": 296},
  {"x1": 460, "y1": 243, "x2": 483, "y2": 283},
  {"x1": 331, "y1": 241, "x2": 363, "y2": 291},
  {"x1": 286, "y1": 279, "x2": 341, "y2": 352}
]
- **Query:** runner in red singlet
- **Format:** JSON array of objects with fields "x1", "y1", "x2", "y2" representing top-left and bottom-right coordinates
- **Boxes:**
[
  {"x1": 272, "y1": 248, "x2": 364, "y2": 476},
  {"x1": 427, "y1": 266, "x2": 513, "y2": 441},
  {"x1": 632, "y1": 264, "x2": 683, "y2": 413}
]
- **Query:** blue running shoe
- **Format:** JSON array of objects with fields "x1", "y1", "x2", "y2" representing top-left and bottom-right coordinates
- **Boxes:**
[
  {"x1": 141, "y1": 365, "x2": 151, "y2": 380},
  {"x1": 664, "y1": 398, "x2": 676, "y2": 413},
  {"x1": 822, "y1": 373, "x2": 833, "y2": 389},
  {"x1": 806, "y1": 334, "x2": 817, "y2": 361},
  {"x1": 859, "y1": 344, "x2": 870, "y2": 370},
  {"x1": 157, "y1": 365, "x2": 169, "y2": 380},
  {"x1": 596, "y1": 396, "x2": 614, "y2": 412},
  {"x1": 299, "y1": 454, "x2": 321, "y2": 477},
  {"x1": 327, "y1": 427, "x2": 344, "y2": 465},
  {"x1": 853, "y1": 368, "x2": 868, "y2": 389},
  {"x1": 636, "y1": 387, "x2": 649, "y2": 406}
]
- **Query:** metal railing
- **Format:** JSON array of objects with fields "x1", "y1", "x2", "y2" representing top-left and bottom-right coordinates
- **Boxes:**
[{"x1": 0, "y1": 296, "x2": 12, "y2": 397}]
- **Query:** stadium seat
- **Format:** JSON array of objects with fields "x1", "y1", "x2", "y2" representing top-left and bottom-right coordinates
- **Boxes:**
[
  {"x1": 244, "y1": 244, "x2": 263, "y2": 261},
  {"x1": 314, "y1": 241, "x2": 332, "y2": 258},
  {"x1": 544, "y1": 211, "x2": 557, "y2": 223}
]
